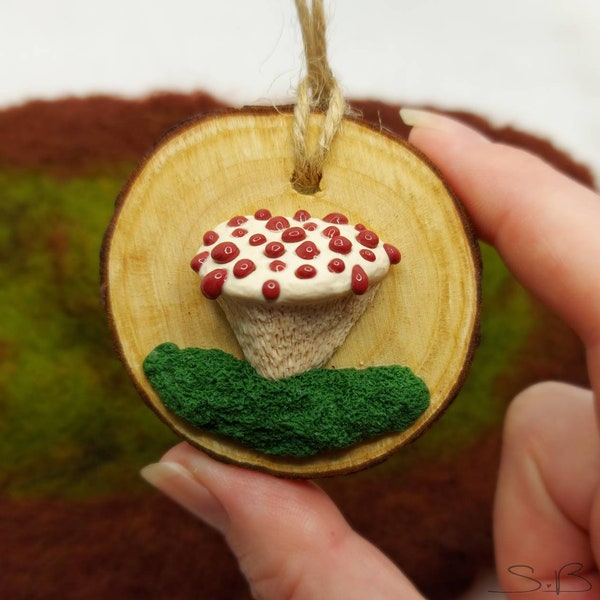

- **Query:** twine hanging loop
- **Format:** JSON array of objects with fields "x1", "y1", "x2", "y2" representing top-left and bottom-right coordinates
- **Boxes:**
[{"x1": 291, "y1": 0, "x2": 347, "y2": 194}]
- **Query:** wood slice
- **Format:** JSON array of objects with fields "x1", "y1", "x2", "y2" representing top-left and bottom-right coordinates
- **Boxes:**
[{"x1": 101, "y1": 106, "x2": 481, "y2": 477}]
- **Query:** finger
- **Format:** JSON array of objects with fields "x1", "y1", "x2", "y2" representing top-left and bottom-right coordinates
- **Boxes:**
[
  {"x1": 142, "y1": 443, "x2": 423, "y2": 600},
  {"x1": 400, "y1": 109, "x2": 600, "y2": 354},
  {"x1": 494, "y1": 382, "x2": 600, "y2": 597}
]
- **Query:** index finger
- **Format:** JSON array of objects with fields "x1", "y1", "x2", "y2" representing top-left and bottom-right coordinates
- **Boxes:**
[{"x1": 401, "y1": 109, "x2": 600, "y2": 353}]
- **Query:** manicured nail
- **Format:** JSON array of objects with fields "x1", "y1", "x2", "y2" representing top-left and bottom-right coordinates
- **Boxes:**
[
  {"x1": 400, "y1": 108, "x2": 489, "y2": 143},
  {"x1": 400, "y1": 108, "x2": 446, "y2": 129},
  {"x1": 141, "y1": 461, "x2": 229, "y2": 533}
]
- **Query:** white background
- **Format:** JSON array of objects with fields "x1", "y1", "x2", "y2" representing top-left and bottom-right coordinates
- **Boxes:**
[{"x1": 2, "y1": 0, "x2": 600, "y2": 181}]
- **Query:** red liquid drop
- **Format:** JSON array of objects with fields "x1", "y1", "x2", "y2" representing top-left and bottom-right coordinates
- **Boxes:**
[
  {"x1": 228, "y1": 215, "x2": 248, "y2": 226},
  {"x1": 203, "y1": 230, "x2": 219, "y2": 246},
  {"x1": 323, "y1": 212, "x2": 349, "y2": 224},
  {"x1": 295, "y1": 264, "x2": 317, "y2": 279},
  {"x1": 322, "y1": 225, "x2": 340, "y2": 239},
  {"x1": 211, "y1": 241, "x2": 240, "y2": 264},
  {"x1": 351, "y1": 265, "x2": 369, "y2": 295},
  {"x1": 255, "y1": 208, "x2": 272, "y2": 220},
  {"x1": 293, "y1": 209, "x2": 311, "y2": 222},
  {"x1": 384, "y1": 243, "x2": 401, "y2": 264},
  {"x1": 356, "y1": 230, "x2": 379, "y2": 248},
  {"x1": 201, "y1": 269, "x2": 228, "y2": 299},
  {"x1": 249, "y1": 233, "x2": 267, "y2": 246},
  {"x1": 303, "y1": 222, "x2": 318, "y2": 231},
  {"x1": 190, "y1": 251, "x2": 209, "y2": 272},
  {"x1": 265, "y1": 241, "x2": 286, "y2": 258},
  {"x1": 269, "y1": 260, "x2": 287, "y2": 272},
  {"x1": 359, "y1": 249, "x2": 376, "y2": 262},
  {"x1": 232, "y1": 228, "x2": 248, "y2": 238},
  {"x1": 296, "y1": 241, "x2": 320, "y2": 259},
  {"x1": 281, "y1": 227, "x2": 306, "y2": 243},
  {"x1": 329, "y1": 235, "x2": 352, "y2": 254},
  {"x1": 328, "y1": 258, "x2": 346, "y2": 273},
  {"x1": 266, "y1": 216, "x2": 290, "y2": 231},
  {"x1": 262, "y1": 279, "x2": 280, "y2": 300},
  {"x1": 233, "y1": 259, "x2": 256, "y2": 278}
]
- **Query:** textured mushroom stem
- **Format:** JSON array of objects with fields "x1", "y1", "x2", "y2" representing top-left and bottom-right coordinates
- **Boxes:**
[{"x1": 217, "y1": 285, "x2": 380, "y2": 379}]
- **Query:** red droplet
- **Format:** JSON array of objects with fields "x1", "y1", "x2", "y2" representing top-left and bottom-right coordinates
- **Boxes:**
[
  {"x1": 190, "y1": 251, "x2": 209, "y2": 272},
  {"x1": 351, "y1": 265, "x2": 369, "y2": 295},
  {"x1": 228, "y1": 215, "x2": 248, "y2": 226},
  {"x1": 293, "y1": 209, "x2": 311, "y2": 222},
  {"x1": 266, "y1": 216, "x2": 290, "y2": 231},
  {"x1": 233, "y1": 259, "x2": 256, "y2": 278},
  {"x1": 355, "y1": 223, "x2": 367, "y2": 231},
  {"x1": 265, "y1": 241, "x2": 286, "y2": 258},
  {"x1": 281, "y1": 227, "x2": 306, "y2": 243},
  {"x1": 203, "y1": 230, "x2": 219, "y2": 246},
  {"x1": 201, "y1": 269, "x2": 228, "y2": 299},
  {"x1": 211, "y1": 241, "x2": 240, "y2": 263},
  {"x1": 322, "y1": 225, "x2": 340, "y2": 239},
  {"x1": 295, "y1": 241, "x2": 320, "y2": 260},
  {"x1": 295, "y1": 264, "x2": 317, "y2": 279},
  {"x1": 384, "y1": 243, "x2": 401, "y2": 264},
  {"x1": 329, "y1": 236, "x2": 352, "y2": 254},
  {"x1": 249, "y1": 233, "x2": 267, "y2": 246},
  {"x1": 232, "y1": 228, "x2": 248, "y2": 237},
  {"x1": 262, "y1": 279, "x2": 280, "y2": 300},
  {"x1": 303, "y1": 222, "x2": 318, "y2": 231},
  {"x1": 328, "y1": 258, "x2": 346, "y2": 273},
  {"x1": 356, "y1": 230, "x2": 380, "y2": 248},
  {"x1": 269, "y1": 260, "x2": 287, "y2": 272},
  {"x1": 323, "y1": 212, "x2": 349, "y2": 224},
  {"x1": 360, "y1": 249, "x2": 376, "y2": 262},
  {"x1": 255, "y1": 208, "x2": 272, "y2": 220}
]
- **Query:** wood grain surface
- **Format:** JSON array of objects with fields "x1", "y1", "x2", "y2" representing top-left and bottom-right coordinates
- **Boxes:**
[{"x1": 102, "y1": 106, "x2": 481, "y2": 477}]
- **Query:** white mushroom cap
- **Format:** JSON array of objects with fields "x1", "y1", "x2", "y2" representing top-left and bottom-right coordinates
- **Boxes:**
[{"x1": 191, "y1": 208, "x2": 401, "y2": 304}]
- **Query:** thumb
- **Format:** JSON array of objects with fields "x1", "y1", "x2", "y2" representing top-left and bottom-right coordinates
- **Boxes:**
[{"x1": 142, "y1": 442, "x2": 423, "y2": 600}]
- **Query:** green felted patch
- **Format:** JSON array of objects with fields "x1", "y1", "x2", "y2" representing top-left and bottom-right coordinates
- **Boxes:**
[{"x1": 143, "y1": 343, "x2": 430, "y2": 457}]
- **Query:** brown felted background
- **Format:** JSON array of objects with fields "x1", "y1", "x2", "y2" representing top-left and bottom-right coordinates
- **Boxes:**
[{"x1": 0, "y1": 92, "x2": 593, "y2": 599}]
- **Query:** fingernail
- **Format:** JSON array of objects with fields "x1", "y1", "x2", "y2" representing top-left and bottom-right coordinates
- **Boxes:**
[
  {"x1": 141, "y1": 461, "x2": 229, "y2": 533},
  {"x1": 400, "y1": 108, "x2": 489, "y2": 143},
  {"x1": 400, "y1": 108, "x2": 446, "y2": 129}
]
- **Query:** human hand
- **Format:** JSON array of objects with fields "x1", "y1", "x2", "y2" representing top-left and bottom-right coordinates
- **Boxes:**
[
  {"x1": 141, "y1": 111, "x2": 600, "y2": 599},
  {"x1": 403, "y1": 110, "x2": 600, "y2": 598}
]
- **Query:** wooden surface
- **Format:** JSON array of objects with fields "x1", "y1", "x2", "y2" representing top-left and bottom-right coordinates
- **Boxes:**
[{"x1": 102, "y1": 106, "x2": 481, "y2": 477}]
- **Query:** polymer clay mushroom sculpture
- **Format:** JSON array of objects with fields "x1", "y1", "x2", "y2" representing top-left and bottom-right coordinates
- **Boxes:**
[{"x1": 190, "y1": 208, "x2": 401, "y2": 379}]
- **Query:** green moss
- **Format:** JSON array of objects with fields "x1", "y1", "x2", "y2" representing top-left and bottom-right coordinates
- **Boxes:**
[
  {"x1": 0, "y1": 169, "x2": 177, "y2": 499},
  {"x1": 143, "y1": 343, "x2": 430, "y2": 457}
]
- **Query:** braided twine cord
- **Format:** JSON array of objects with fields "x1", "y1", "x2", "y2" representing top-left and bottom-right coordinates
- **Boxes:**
[{"x1": 291, "y1": 0, "x2": 348, "y2": 194}]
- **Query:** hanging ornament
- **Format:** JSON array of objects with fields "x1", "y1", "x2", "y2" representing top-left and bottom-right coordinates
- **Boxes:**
[{"x1": 101, "y1": 0, "x2": 481, "y2": 477}]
